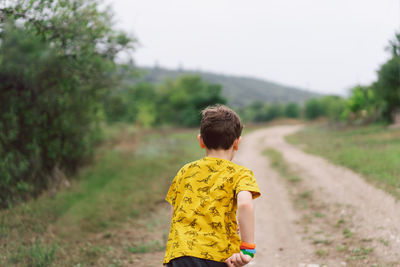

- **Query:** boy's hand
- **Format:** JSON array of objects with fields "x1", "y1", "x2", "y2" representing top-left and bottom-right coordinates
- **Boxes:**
[{"x1": 225, "y1": 251, "x2": 252, "y2": 267}]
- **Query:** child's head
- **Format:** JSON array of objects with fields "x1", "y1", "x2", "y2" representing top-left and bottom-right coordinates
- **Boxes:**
[{"x1": 199, "y1": 104, "x2": 243, "y2": 150}]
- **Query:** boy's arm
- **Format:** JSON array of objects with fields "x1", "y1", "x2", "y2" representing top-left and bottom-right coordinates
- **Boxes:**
[
  {"x1": 225, "y1": 190, "x2": 254, "y2": 267},
  {"x1": 237, "y1": 190, "x2": 254, "y2": 243}
]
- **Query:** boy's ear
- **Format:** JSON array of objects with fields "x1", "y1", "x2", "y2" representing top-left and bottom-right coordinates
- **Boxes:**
[
  {"x1": 198, "y1": 134, "x2": 206, "y2": 149},
  {"x1": 233, "y1": 136, "x2": 242, "y2": 151}
]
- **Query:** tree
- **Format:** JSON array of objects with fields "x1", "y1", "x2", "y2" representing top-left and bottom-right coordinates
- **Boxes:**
[
  {"x1": 156, "y1": 75, "x2": 227, "y2": 126},
  {"x1": 264, "y1": 104, "x2": 283, "y2": 121},
  {"x1": 304, "y1": 98, "x2": 324, "y2": 120},
  {"x1": 375, "y1": 33, "x2": 400, "y2": 121},
  {"x1": 284, "y1": 102, "x2": 300, "y2": 118},
  {"x1": 249, "y1": 101, "x2": 266, "y2": 122},
  {"x1": 125, "y1": 83, "x2": 157, "y2": 127},
  {"x1": 343, "y1": 85, "x2": 383, "y2": 123},
  {"x1": 0, "y1": 0, "x2": 134, "y2": 206},
  {"x1": 320, "y1": 95, "x2": 346, "y2": 122}
]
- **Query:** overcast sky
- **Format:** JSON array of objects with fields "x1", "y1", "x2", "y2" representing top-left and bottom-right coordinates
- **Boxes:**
[{"x1": 106, "y1": 0, "x2": 399, "y2": 95}]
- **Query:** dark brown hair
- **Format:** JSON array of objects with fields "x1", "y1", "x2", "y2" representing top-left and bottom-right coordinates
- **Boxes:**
[{"x1": 200, "y1": 104, "x2": 243, "y2": 150}]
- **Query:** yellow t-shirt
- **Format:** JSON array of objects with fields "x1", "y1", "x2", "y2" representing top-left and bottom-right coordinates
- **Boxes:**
[{"x1": 163, "y1": 156, "x2": 261, "y2": 264}]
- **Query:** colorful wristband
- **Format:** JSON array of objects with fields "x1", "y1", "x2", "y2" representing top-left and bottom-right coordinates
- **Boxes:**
[
  {"x1": 240, "y1": 246, "x2": 255, "y2": 250},
  {"x1": 240, "y1": 241, "x2": 256, "y2": 249},
  {"x1": 241, "y1": 250, "x2": 254, "y2": 258},
  {"x1": 242, "y1": 249, "x2": 256, "y2": 254}
]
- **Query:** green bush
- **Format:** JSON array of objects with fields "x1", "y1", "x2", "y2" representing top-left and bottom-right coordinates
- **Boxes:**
[
  {"x1": 320, "y1": 95, "x2": 347, "y2": 122},
  {"x1": 156, "y1": 75, "x2": 227, "y2": 127},
  {"x1": 342, "y1": 85, "x2": 383, "y2": 123},
  {"x1": 375, "y1": 56, "x2": 400, "y2": 122},
  {"x1": 240, "y1": 101, "x2": 284, "y2": 123},
  {"x1": 103, "y1": 75, "x2": 226, "y2": 127},
  {"x1": 0, "y1": 0, "x2": 134, "y2": 207},
  {"x1": 265, "y1": 104, "x2": 283, "y2": 121},
  {"x1": 304, "y1": 98, "x2": 324, "y2": 120},
  {"x1": 284, "y1": 102, "x2": 300, "y2": 118}
]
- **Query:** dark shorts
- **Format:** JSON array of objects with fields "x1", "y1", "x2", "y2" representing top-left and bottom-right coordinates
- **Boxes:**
[{"x1": 166, "y1": 256, "x2": 227, "y2": 267}]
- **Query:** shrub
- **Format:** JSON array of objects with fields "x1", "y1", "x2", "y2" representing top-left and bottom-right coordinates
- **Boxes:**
[
  {"x1": 0, "y1": 0, "x2": 134, "y2": 207},
  {"x1": 284, "y1": 102, "x2": 301, "y2": 118},
  {"x1": 304, "y1": 98, "x2": 324, "y2": 120}
]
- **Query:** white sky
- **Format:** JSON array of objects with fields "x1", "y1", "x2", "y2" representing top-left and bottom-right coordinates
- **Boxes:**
[{"x1": 107, "y1": 0, "x2": 400, "y2": 95}]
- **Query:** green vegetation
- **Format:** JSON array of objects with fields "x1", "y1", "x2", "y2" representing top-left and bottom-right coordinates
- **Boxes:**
[
  {"x1": 313, "y1": 239, "x2": 332, "y2": 245},
  {"x1": 0, "y1": 0, "x2": 134, "y2": 207},
  {"x1": 0, "y1": 1, "x2": 225, "y2": 206},
  {"x1": 8, "y1": 239, "x2": 58, "y2": 267},
  {"x1": 0, "y1": 125, "x2": 203, "y2": 266},
  {"x1": 303, "y1": 33, "x2": 400, "y2": 124},
  {"x1": 103, "y1": 75, "x2": 226, "y2": 127},
  {"x1": 284, "y1": 102, "x2": 301, "y2": 118},
  {"x1": 379, "y1": 238, "x2": 389, "y2": 246},
  {"x1": 238, "y1": 101, "x2": 302, "y2": 123},
  {"x1": 126, "y1": 240, "x2": 164, "y2": 254},
  {"x1": 287, "y1": 124, "x2": 400, "y2": 198},
  {"x1": 348, "y1": 246, "x2": 374, "y2": 261},
  {"x1": 336, "y1": 245, "x2": 348, "y2": 252},
  {"x1": 341, "y1": 85, "x2": 383, "y2": 124},
  {"x1": 375, "y1": 33, "x2": 400, "y2": 121},
  {"x1": 316, "y1": 249, "x2": 328, "y2": 257},
  {"x1": 304, "y1": 98, "x2": 325, "y2": 120},
  {"x1": 304, "y1": 95, "x2": 347, "y2": 121},
  {"x1": 343, "y1": 228, "x2": 354, "y2": 238}
]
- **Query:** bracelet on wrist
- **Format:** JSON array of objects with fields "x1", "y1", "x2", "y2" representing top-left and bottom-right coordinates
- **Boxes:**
[
  {"x1": 240, "y1": 249, "x2": 255, "y2": 258},
  {"x1": 240, "y1": 241, "x2": 256, "y2": 249},
  {"x1": 242, "y1": 248, "x2": 256, "y2": 253}
]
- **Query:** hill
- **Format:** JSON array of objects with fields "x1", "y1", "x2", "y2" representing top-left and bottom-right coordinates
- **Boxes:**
[{"x1": 136, "y1": 66, "x2": 322, "y2": 107}]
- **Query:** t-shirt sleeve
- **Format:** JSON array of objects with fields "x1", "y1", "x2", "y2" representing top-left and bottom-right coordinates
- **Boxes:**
[
  {"x1": 234, "y1": 168, "x2": 261, "y2": 199},
  {"x1": 165, "y1": 178, "x2": 178, "y2": 206},
  {"x1": 165, "y1": 166, "x2": 185, "y2": 206}
]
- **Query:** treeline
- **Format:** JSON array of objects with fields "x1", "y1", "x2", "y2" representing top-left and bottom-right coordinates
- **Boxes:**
[
  {"x1": 240, "y1": 33, "x2": 400, "y2": 125},
  {"x1": 103, "y1": 75, "x2": 226, "y2": 127},
  {"x1": 238, "y1": 101, "x2": 300, "y2": 122},
  {"x1": 236, "y1": 96, "x2": 345, "y2": 123},
  {"x1": 305, "y1": 33, "x2": 400, "y2": 124}
]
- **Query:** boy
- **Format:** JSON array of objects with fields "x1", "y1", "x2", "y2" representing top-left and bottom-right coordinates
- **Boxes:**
[{"x1": 163, "y1": 104, "x2": 261, "y2": 267}]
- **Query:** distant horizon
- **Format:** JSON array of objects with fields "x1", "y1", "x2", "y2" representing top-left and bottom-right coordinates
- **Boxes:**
[{"x1": 139, "y1": 64, "x2": 326, "y2": 96}]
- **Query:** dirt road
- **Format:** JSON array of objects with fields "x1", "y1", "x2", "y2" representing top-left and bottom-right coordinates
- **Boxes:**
[{"x1": 234, "y1": 125, "x2": 400, "y2": 267}]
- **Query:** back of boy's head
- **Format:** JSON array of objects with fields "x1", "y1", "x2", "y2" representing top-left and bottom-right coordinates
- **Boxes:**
[{"x1": 200, "y1": 104, "x2": 243, "y2": 150}]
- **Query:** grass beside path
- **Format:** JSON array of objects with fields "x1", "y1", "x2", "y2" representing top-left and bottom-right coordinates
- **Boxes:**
[
  {"x1": 286, "y1": 124, "x2": 400, "y2": 199},
  {"x1": 0, "y1": 125, "x2": 203, "y2": 266}
]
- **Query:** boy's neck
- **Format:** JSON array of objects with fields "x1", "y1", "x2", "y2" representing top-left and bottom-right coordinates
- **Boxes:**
[{"x1": 205, "y1": 148, "x2": 235, "y2": 161}]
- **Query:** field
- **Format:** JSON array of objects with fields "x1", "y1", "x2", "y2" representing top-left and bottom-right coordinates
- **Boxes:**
[
  {"x1": 2, "y1": 122, "x2": 400, "y2": 266},
  {"x1": 0, "y1": 124, "x2": 203, "y2": 266},
  {"x1": 287, "y1": 124, "x2": 400, "y2": 199}
]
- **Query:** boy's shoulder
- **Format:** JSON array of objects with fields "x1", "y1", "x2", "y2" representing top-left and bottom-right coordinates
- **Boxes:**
[{"x1": 179, "y1": 157, "x2": 253, "y2": 176}]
